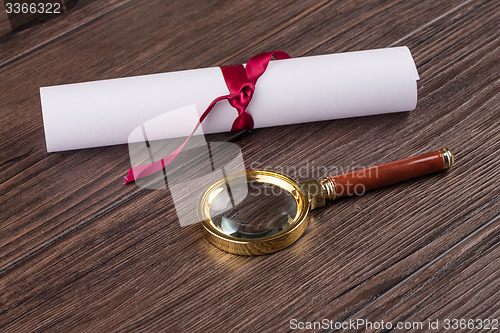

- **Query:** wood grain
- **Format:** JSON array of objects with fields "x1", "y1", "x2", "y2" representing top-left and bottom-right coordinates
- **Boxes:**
[
  {"x1": 352, "y1": 218, "x2": 499, "y2": 331},
  {"x1": 0, "y1": 0, "x2": 130, "y2": 67},
  {"x1": 0, "y1": 0, "x2": 498, "y2": 331},
  {"x1": 0, "y1": 2, "x2": 11, "y2": 38}
]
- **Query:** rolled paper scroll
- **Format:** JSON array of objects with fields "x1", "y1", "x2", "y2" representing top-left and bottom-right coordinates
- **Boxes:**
[{"x1": 40, "y1": 46, "x2": 419, "y2": 152}]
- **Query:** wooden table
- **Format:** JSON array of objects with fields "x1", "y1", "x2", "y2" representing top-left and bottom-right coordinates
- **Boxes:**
[{"x1": 1, "y1": 0, "x2": 498, "y2": 331}]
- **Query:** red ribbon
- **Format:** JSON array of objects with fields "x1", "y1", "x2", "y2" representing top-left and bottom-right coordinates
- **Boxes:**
[{"x1": 124, "y1": 50, "x2": 290, "y2": 184}]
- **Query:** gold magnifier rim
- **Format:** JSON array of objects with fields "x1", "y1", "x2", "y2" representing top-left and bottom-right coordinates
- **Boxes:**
[{"x1": 198, "y1": 170, "x2": 310, "y2": 255}]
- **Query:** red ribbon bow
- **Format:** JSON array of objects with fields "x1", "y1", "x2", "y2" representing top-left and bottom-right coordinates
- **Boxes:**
[{"x1": 124, "y1": 50, "x2": 290, "y2": 184}]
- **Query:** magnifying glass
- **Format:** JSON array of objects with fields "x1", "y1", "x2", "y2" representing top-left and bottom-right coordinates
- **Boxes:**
[{"x1": 198, "y1": 148, "x2": 454, "y2": 255}]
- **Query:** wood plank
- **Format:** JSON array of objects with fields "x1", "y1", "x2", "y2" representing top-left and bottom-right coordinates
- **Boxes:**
[
  {"x1": 0, "y1": 0, "x2": 498, "y2": 331},
  {"x1": 344, "y1": 218, "x2": 499, "y2": 330},
  {"x1": 0, "y1": 0, "x2": 130, "y2": 67},
  {"x1": 0, "y1": 2, "x2": 12, "y2": 38},
  {"x1": 220, "y1": 0, "x2": 471, "y2": 62},
  {"x1": 4, "y1": 0, "x2": 65, "y2": 34}
]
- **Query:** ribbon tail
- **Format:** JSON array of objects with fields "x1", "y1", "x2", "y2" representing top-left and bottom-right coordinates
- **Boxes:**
[
  {"x1": 123, "y1": 140, "x2": 184, "y2": 184},
  {"x1": 124, "y1": 94, "x2": 235, "y2": 184}
]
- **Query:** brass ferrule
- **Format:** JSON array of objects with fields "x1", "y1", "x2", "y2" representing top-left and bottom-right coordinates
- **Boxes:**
[
  {"x1": 439, "y1": 148, "x2": 455, "y2": 169},
  {"x1": 320, "y1": 177, "x2": 336, "y2": 201},
  {"x1": 299, "y1": 177, "x2": 336, "y2": 210}
]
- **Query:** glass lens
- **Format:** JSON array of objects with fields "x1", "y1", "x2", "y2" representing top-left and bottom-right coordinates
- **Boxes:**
[{"x1": 208, "y1": 177, "x2": 299, "y2": 239}]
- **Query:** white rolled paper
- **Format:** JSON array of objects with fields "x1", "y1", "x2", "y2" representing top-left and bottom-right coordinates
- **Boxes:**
[{"x1": 40, "y1": 46, "x2": 419, "y2": 152}]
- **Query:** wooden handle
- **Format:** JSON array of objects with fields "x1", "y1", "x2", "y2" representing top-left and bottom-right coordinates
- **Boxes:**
[{"x1": 330, "y1": 148, "x2": 454, "y2": 199}]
